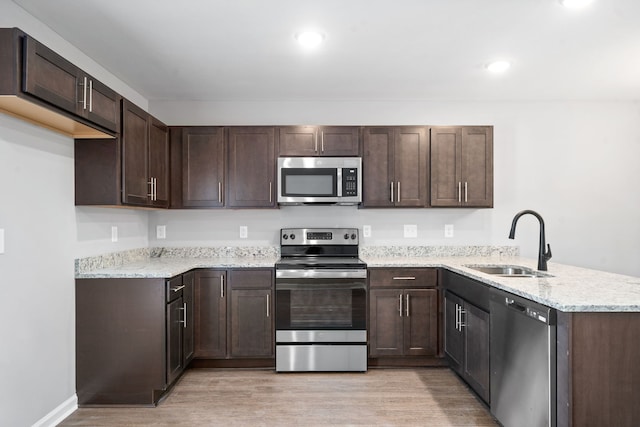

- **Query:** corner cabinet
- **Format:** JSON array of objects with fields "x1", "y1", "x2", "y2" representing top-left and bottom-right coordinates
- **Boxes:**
[
  {"x1": 278, "y1": 126, "x2": 360, "y2": 156},
  {"x1": 430, "y1": 126, "x2": 493, "y2": 207},
  {"x1": 194, "y1": 269, "x2": 274, "y2": 361},
  {"x1": 368, "y1": 268, "x2": 438, "y2": 358},
  {"x1": 441, "y1": 269, "x2": 490, "y2": 404},
  {"x1": 76, "y1": 272, "x2": 194, "y2": 406},
  {"x1": 361, "y1": 127, "x2": 429, "y2": 207},
  {"x1": 122, "y1": 100, "x2": 169, "y2": 208}
]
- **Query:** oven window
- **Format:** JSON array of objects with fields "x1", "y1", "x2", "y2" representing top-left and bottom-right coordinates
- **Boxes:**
[
  {"x1": 281, "y1": 168, "x2": 337, "y2": 197},
  {"x1": 276, "y1": 282, "x2": 366, "y2": 330}
]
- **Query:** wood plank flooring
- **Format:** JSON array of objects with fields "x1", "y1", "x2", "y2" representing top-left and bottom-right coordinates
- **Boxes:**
[{"x1": 60, "y1": 368, "x2": 498, "y2": 426}]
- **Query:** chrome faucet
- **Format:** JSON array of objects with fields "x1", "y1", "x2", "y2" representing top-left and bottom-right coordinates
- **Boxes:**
[{"x1": 508, "y1": 209, "x2": 552, "y2": 271}]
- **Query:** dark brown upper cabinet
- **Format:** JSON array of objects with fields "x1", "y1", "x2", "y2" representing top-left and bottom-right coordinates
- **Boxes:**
[
  {"x1": 227, "y1": 127, "x2": 277, "y2": 208},
  {"x1": 430, "y1": 126, "x2": 493, "y2": 208},
  {"x1": 0, "y1": 28, "x2": 118, "y2": 138},
  {"x1": 361, "y1": 126, "x2": 429, "y2": 207},
  {"x1": 171, "y1": 127, "x2": 225, "y2": 208},
  {"x1": 278, "y1": 126, "x2": 359, "y2": 156},
  {"x1": 122, "y1": 99, "x2": 169, "y2": 208}
]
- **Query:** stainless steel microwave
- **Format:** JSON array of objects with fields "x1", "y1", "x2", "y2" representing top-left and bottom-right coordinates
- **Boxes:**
[{"x1": 277, "y1": 157, "x2": 362, "y2": 205}]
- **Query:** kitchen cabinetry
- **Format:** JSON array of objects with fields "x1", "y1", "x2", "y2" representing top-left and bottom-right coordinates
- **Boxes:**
[
  {"x1": 441, "y1": 270, "x2": 490, "y2": 403},
  {"x1": 430, "y1": 126, "x2": 493, "y2": 207},
  {"x1": 227, "y1": 127, "x2": 277, "y2": 208},
  {"x1": 0, "y1": 27, "x2": 118, "y2": 138},
  {"x1": 171, "y1": 126, "x2": 225, "y2": 208},
  {"x1": 368, "y1": 268, "x2": 438, "y2": 357},
  {"x1": 122, "y1": 99, "x2": 169, "y2": 208},
  {"x1": 278, "y1": 126, "x2": 360, "y2": 156},
  {"x1": 194, "y1": 269, "x2": 274, "y2": 360},
  {"x1": 76, "y1": 272, "x2": 194, "y2": 406},
  {"x1": 361, "y1": 127, "x2": 429, "y2": 207}
]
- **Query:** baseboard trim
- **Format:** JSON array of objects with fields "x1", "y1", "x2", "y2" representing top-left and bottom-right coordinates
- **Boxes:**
[{"x1": 33, "y1": 394, "x2": 78, "y2": 427}]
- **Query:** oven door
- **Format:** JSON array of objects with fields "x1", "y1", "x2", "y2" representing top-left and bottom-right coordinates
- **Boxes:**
[{"x1": 275, "y1": 270, "x2": 367, "y2": 332}]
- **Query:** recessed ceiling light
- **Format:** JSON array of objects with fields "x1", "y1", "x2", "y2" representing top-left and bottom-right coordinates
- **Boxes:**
[
  {"x1": 295, "y1": 31, "x2": 324, "y2": 48},
  {"x1": 485, "y1": 60, "x2": 511, "y2": 73},
  {"x1": 559, "y1": 0, "x2": 594, "y2": 9}
]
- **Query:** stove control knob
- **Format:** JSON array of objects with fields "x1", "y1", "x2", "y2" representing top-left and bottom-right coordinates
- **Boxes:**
[
  {"x1": 351, "y1": 233, "x2": 357, "y2": 240},
  {"x1": 344, "y1": 233, "x2": 350, "y2": 240},
  {"x1": 289, "y1": 234, "x2": 296, "y2": 240},
  {"x1": 282, "y1": 234, "x2": 288, "y2": 240}
]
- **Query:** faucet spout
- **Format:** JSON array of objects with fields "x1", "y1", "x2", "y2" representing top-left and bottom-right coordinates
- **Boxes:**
[{"x1": 508, "y1": 209, "x2": 552, "y2": 271}]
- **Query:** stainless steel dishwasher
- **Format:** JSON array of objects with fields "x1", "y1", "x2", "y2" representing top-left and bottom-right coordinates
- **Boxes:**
[{"x1": 490, "y1": 288, "x2": 556, "y2": 427}]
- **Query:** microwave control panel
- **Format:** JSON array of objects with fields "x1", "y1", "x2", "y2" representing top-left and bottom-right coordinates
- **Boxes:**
[{"x1": 342, "y1": 168, "x2": 359, "y2": 196}]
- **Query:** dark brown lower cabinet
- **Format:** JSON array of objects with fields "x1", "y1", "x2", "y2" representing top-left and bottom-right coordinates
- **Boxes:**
[
  {"x1": 368, "y1": 268, "x2": 438, "y2": 358},
  {"x1": 76, "y1": 273, "x2": 193, "y2": 406},
  {"x1": 194, "y1": 268, "x2": 274, "y2": 360},
  {"x1": 444, "y1": 290, "x2": 490, "y2": 404}
]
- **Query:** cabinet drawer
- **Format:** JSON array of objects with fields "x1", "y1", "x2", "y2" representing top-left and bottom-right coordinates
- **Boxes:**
[
  {"x1": 166, "y1": 276, "x2": 185, "y2": 302},
  {"x1": 228, "y1": 269, "x2": 274, "y2": 289},
  {"x1": 368, "y1": 268, "x2": 437, "y2": 288}
]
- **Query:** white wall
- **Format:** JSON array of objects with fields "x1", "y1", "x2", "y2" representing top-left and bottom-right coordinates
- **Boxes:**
[
  {"x1": 0, "y1": 2, "x2": 149, "y2": 426},
  {"x1": 150, "y1": 100, "x2": 640, "y2": 277}
]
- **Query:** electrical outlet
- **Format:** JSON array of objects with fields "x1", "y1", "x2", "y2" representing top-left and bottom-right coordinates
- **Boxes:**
[
  {"x1": 239, "y1": 226, "x2": 248, "y2": 239},
  {"x1": 445, "y1": 224, "x2": 454, "y2": 238},
  {"x1": 157, "y1": 225, "x2": 166, "y2": 239},
  {"x1": 0, "y1": 228, "x2": 4, "y2": 254},
  {"x1": 363, "y1": 225, "x2": 372, "y2": 238},
  {"x1": 404, "y1": 224, "x2": 418, "y2": 238},
  {"x1": 111, "y1": 226, "x2": 118, "y2": 243}
]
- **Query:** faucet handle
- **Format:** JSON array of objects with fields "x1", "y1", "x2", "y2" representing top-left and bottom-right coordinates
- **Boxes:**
[{"x1": 545, "y1": 244, "x2": 552, "y2": 261}]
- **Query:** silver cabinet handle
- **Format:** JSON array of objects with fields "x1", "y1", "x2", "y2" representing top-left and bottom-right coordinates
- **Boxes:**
[
  {"x1": 88, "y1": 79, "x2": 93, "y2": 112},
  {"x1": 220, "y1": 275, "x2": 224, "y2": 298},
  {"x1": 406, "y1": 294, "x2": 410, "y2": 317},
  {"x1": 314, "y1": 130, "x2": 318, "y2": 153},
  {"x1": 398, "y1": 294, "x2": 403, "y2": 317},
  {"x1": 266, "y1": 293, "x2": 270, "y2": 317},
  {"x1": 182, "y1": 302, "x2": 187, "y2": 328},
  {"x1": 218, "y1": 182, "x2": 222, "y2": 204},
  {"x1": 458, "y1": 182, "x2": 462, "y2": 203},
  {"x1": 148, "y1": 178, "x2": 154, "y2": 199},
  {"x1": 397, "y1": 182, "x2": 401, "y2": 203},
  {"x1": 321, "y1": 131, "x2": 324, "y2": 153},
  {"x1": 464, "y1": 182, "x2": 468, "y2": 203},
  {"x1": 390, "y1": 182, "x2": 394, "y2": 203},
  {"x1": 269, "y1": 182, "x2": 272, "y2": 203},
  {"x1": 455, "y1": 304, "x2": 460, "y2": 331},
  {"x1": 79, "y1": 76, "x2": 87, "y2": 110},
  {"x1": 153, "y1": 177, "x2": 157, "y2": 201},
  {"x1": 171, "y1": 285, "x2": 185, "y2": 293},
  {"x1": 393, "y1": 276, "x2": 416, "y2": 280}
]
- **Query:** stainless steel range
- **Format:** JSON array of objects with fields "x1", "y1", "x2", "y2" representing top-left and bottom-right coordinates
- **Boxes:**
[{"x1": 275, "y1": 227, "x2": 367, "y2": 372}]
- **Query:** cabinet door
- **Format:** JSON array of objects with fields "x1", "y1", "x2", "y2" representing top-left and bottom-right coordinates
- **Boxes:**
[
  {"x1": 182, "y1": 271, "x2": 195, "y2": 364},
  {"x1": 227, "y1": 127, "x2": 276, "y2": 208},
  {"x1": 369, "y1": 289, "x2": 404, "y2": 356},
  {"x1": 394, "y1": 127, "x2": 428, "y2": 207},
  {"x1": 461, "y1": 127, "x2": 493, "y2": 207},
  {"x1": 166, "y1": 297, "x2": 184, "y2": 385},
  {"x1": 122, "y1": 100, "x2": 150, "y2": 206},
  {"x1": 317, "y1": 126, "x2": 360, "y2": 156},
  {"x1": 278, "y1": 126, "x2": 318, "y2": 156},
  {"x1": 180, "y1": 127, "x2": 225, "y2": 207},
  {"x1": 149, "y1": 117, "x2": 169, "y2": 207},
  {"x1": 194, "y1": 270, "x2": 227, "y2": 358},
  {"x1": 22, "y1": 35, "x2": 81, "y2": 116},
  {"x1": 444, "y1": 292, "x2": 464, "y2": 373},
  {"x1": 85, "y1": 76, "x2": 120, "y2": 132},
  {"x1": 229, "y1": 288, "x2": 273, "y2": 357},
  {"x1": 362, "y1": 127, "x2": 394, "y2": 207},
  {"x1": 430, "y1": 127, "x2": 462, "y2": 207},
  {"x1": 403, "y1": 289, "x2": 438, "y2": 356},
  {"x1": 463, "y1": 302, "x2": 490, "y2": 403}
]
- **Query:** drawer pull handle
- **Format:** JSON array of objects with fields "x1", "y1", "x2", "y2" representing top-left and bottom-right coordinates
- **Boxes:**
[
  {"x1": 392, "y1": 276, "x2": 416, "y2": 280},
  {"x1": 171, "y1": 285, "x2": 185, "y2": 292}
]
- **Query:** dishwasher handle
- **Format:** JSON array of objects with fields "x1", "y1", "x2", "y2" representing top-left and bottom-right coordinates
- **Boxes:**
[{"x1": 505, "y1": 298, "x2": 527, "y2": 312}]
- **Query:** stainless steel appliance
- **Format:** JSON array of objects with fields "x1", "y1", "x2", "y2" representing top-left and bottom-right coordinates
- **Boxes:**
[
  {"x1": 490, "y1": 288, "x2": 557, "y2": 427},
  {"x1": 275, "y1": 227, "x2": 367, "y2": 372},
  {"x1": 277, "y1": 157, "x2": 362, "y2": 205}
]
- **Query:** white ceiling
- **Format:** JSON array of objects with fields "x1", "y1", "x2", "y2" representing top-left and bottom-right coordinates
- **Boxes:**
[{"x1": 12, "y1": 0, "x2": 640, "y2": 102}]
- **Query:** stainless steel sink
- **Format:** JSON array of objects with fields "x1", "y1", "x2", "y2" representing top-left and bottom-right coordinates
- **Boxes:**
[{"x1": 466, "y1": 265, "x2": 552, "y2": 278}]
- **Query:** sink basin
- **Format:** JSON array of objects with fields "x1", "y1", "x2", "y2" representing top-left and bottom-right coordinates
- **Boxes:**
[{"x1": 465, "y1": 265, "x2": 552, "y2": 278}]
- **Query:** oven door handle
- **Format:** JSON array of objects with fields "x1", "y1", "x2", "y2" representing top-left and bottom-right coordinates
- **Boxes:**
[
  {"x1": 275, "y1": 282, "x2": 367, "y2": 291},
  {"x1": 276, "y1": 269, "x2": 367, "y2": 279}
]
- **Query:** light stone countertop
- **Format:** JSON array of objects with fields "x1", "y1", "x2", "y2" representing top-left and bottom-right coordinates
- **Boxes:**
[{"x1": 76, "y1": 251, "x2": 640, "y2": 313}]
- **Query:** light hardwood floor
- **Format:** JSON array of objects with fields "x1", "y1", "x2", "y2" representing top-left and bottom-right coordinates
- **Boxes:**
[{"x1": 60, "y1": 368, "x2": 498, "y2": 426}]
